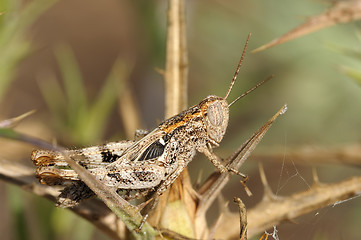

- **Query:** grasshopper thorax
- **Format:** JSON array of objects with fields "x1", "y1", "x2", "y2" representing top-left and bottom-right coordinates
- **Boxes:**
[{"x1": 200, "y1": 95, "x2": 229, "y2": 144}]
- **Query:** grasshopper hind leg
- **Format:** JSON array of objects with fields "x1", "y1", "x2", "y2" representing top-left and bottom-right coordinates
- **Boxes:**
[
  {"x1": 57, "y1": 181, "x2": 95, "y2": 208},
  {"x1": 57, "y1": 182, "x2": 155, "y2": 209}
]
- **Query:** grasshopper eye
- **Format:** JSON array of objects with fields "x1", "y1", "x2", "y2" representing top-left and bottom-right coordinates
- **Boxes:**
[
  {"x1": 208, "y1": 102, "x2": 223, "y2": 126},
  {"x1": 200, "y1": 96, "x2": 229, "y2": 144}
]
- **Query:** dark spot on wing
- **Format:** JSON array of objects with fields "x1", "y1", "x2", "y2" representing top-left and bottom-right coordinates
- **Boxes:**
[
  {"x1": 134, "y1": 171, "x2": 149, "y2": 182},
  {"x1": 137, "y1": 140, "x2": 165, "y2": 161},
  {"x1": 107, "y1": 173, "x2": 131, "y2": 185},
  {"x1": 101, "y1": 151, "x2": 120, "y2": 163}
]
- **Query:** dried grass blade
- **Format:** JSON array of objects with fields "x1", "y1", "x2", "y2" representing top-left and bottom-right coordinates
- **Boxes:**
[{"x1": 253, "y1": 1, "x2": 361, "y2": 52}]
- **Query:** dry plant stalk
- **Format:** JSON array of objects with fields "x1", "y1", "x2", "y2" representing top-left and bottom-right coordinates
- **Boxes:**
[
  {"x1": 147, "y1": 0, "x2": 195, "y2": 235},
  {"x1": 165, "y1": 0, "x2": 188, "y2": 117},
  {"x1": 252, "y1": 144, "x2": 361, "y2": 167}
]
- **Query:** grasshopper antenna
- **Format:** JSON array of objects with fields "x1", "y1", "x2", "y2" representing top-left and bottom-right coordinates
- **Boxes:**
[
  {"x1": 228, "y1": 75, "x2": 273, "y2": 107},
  {"x1": 224, "y1": 33, "x2": 251, "y2": 100}
]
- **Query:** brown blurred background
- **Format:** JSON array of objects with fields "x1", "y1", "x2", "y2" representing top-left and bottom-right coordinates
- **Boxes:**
[{"x1": 1, "y1": 0, "x2": 361, "y2": 239}]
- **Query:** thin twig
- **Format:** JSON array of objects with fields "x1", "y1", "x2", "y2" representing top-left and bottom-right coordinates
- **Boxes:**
[{"x1": 234, "y1": 197, "x2": 247, "y2": 240}]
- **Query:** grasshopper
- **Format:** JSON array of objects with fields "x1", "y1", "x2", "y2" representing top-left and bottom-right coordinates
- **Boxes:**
[{"x1": 31, "y1": 36, "x2": 270, "y2": 228}]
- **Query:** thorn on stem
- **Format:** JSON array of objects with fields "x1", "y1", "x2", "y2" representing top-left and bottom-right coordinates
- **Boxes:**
[
  {"x1": 312, "y1": 167, "x2": 321, "y2": 186},
  {"x1": 259, "y1": 163, "x2": 277, "y2": 201}
]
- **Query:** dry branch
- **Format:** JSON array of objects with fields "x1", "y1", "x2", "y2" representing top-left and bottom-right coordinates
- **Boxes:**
[
  {"x1": 252, "y1": 144, "x2": 361, "y2": 167},
  {"x1": 215, "y1": 175, "x2": 361, "y2": 239}
]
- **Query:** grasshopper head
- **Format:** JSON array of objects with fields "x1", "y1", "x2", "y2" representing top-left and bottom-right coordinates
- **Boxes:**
[
  {"x1": 197, "y1": 34, "x2": 270, "y2": 145},
  {"x1": 200, "y1": 95, "x2": 229, "y2": 144}
]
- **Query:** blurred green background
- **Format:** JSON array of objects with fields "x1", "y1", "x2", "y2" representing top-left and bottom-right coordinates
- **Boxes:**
[{"x1": 1, "y1": 0, "x2": 361, "y2": 239}]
